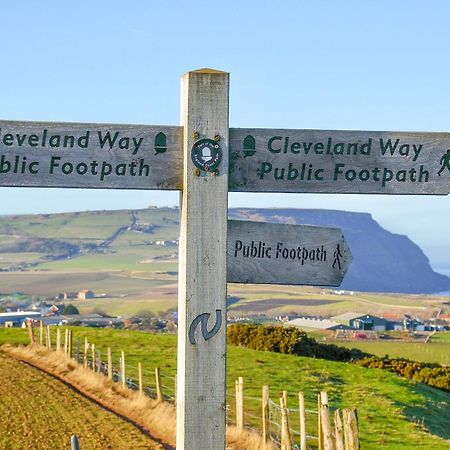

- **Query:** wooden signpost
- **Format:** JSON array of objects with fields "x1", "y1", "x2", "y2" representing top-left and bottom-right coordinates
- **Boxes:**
[
  {"x1": 227, "y1": 220, "x2": 351, "y2": 286},
  {"x1": 0, "y1": 121, "x2": 182, "y2": 189},
  {"x1": 4, "y1": 67, "x2": 447, "y2": 449},
  {"x1": 229, "y1": 128, "x2": 450, "y2": 194}
]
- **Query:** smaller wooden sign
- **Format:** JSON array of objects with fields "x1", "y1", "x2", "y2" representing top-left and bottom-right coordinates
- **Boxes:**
[{"x1": 227, "y1": 220, "x2": 351, "y2": 286}]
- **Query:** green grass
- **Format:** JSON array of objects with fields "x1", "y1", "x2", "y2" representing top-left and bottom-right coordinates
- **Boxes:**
[
  {"x1": 1, "y1": 327, "x2": 448, "y2": 449},
  {"x1": 331, "y1": 339, "x2": 450, "y2": 365}
]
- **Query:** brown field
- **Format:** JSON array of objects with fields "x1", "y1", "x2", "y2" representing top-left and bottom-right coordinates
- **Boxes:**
[{"x1": 0, "y1": 352, "x2": 162, "y2": 450}]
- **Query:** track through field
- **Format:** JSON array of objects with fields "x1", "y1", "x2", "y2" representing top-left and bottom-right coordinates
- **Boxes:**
[{"x1": 0, "y1": 352, "x2": 163, "y2": 449}]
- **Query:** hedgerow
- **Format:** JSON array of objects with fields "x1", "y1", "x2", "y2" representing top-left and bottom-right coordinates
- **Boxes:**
[{"x1": 227, "y1": 324, "x2": 450, "y2": 391}]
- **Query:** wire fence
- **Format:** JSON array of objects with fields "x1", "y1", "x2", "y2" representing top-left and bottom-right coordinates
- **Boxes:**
[{"x1": 32, "y1": 323, "x2": 360, "y2": 450}]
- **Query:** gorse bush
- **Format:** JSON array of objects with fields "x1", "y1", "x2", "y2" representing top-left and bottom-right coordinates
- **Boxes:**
[
  {"x1": 227, "y1": 324, "x2": 450, "y2": 391},
  {"x1": 354, "y1": 356, "x2": 450, "y2": 391},
  {"x1": 227, "y1": 323, "x2": 369, "y2": 361}
]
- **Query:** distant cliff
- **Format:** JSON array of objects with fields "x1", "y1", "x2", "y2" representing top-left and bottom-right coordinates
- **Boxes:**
[{"x1": 229, "y1": 208, "x2": 450, "y2": 294}]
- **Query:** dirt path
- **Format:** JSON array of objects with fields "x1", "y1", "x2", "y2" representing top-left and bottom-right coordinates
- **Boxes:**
[{"x1": 0, "y1": 352, "x2": 166, "y2": 450}]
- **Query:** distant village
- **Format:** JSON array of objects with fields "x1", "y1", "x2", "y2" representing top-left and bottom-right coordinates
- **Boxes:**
[
  {"x1": 1, "y1": 287, "x2": 449, "y2": 337},
  {"x1": 0, "y1": 288, "x2": 177, "y2": 333}
]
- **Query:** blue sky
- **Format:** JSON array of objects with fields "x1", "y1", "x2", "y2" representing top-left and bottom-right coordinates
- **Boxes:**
[{"x1": 1, "y1": 1, "x2": 450, "y2": 273}]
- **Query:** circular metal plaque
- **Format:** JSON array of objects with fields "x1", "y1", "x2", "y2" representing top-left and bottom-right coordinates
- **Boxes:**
[{"x1": 191, "y1": 139, "x2": 222, "y2": 172}]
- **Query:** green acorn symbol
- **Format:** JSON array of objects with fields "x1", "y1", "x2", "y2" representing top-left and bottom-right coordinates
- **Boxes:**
[
  {"x1": 243, "y1": 135, "x2": 256, "y2": 157},
  {"x1": 154, "y1": 132, "x2": 167, "y2": 154}
]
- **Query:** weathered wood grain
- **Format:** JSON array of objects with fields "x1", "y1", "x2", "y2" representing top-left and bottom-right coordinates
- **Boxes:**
[
  {"x1": 0, "y1": 120, "x2": 182, "y2": 189},
  {"x1": 229, "y1": 128, "x2": 450, "y2": 194},
  {"x1": 227, "y1": 220, "x2": 351, "y2": 286},
  {"x1": 176, "y1": 69, "x2": 229, "y2": 450}
]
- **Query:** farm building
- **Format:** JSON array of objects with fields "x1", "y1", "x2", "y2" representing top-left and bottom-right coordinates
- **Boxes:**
[
  {"x1": 285, "y1": 317, "x2": 353, "y2": 331},
  {"x1": 0, "y1": 311, "x2": 41, "y2": 327},
  {"x1": 331, "y1": 312, "x2": 388, "y2": 331},
  {"x1": 78, "y1": 289, "x2": 94, "y2": 300}
]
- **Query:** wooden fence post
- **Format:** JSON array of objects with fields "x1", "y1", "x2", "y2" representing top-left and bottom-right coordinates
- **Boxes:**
[
  {"x1": 262, "y1": 385, "x2": 270, "y2": 443},
  {"x1": 299, "y1": 392, "x2": 307, "y2": 450},
  {"x1": 46, "y1": 326, "x2": 51, "y2": 349},
  {"x1": 335, "y1": 409, "x2": 344, "y2": 450},
  {"x1": 121, "y1": 351, "x2": 126, "y2": 388},
  {"x1": 83, "y1": 338, "x2": 88, "y2": 368},
  {"x1": 107, "y1": 347, "x2": 113, "y2": 380},
  {"x1": 39, "y1": 320, "x2": 43, "y2": 346},
  {"x1": 280, "y1": 396, "x2": 293, "y2": 450},
  {"x1": 138, "y1": 362, "x2": 143, "y2": 395},
  {"x1": 64, "y1": 328, "x2": 69, "y2": 353},
  {"x1": 155, "y1": 367, "x2": 163, "y2": 401},
  {"x1": 320, "y1": 391, "x2": 334, "y2": 450},
  {"x1": 27, "y1": 321, "x2": 35, "y2": 345},
  {"x1": 236, "y1": 377, "x2": 244, "y2": 432},
  {"x1": 283, "y1": 391, "x2": 294, "y2": 448},
  {"x1": 343, "y1": 409, "x2": 359, "y2": 450},
  {"x1": 97, "y1": 350, "x2": 101, "y2": 373},
  {"x1": 91, "y1": 344, "x2": 96, "y2": 372},
  {"x1": 68, "y1": 330, "x2": 72, "y2": 358},
  {"x1": 56, "y1": 328, "x2": 61, "y2": 352},
  {"x1": 318, "y1": 394, "x2": 323, "y2": 450}
]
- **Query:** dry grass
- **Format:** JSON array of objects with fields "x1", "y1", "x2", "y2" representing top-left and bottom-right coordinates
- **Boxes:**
[
  {"x1": 227, "y1": 426, "x2": 278, "y2": 450},
  {"x1": 2, "y1": 344, "x2": 277, "y2": 450}
]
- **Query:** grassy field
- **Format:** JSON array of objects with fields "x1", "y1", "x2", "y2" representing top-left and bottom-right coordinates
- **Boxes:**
[
  {"x1": 331, "y1": 332, "x2": 450, "y2": 365},
  {"x1": 1, "y1": 327, "x2": 448, "y2": 449},
  {"x1": 0, "y1": 351, "x2": 162, "y2": 449}
]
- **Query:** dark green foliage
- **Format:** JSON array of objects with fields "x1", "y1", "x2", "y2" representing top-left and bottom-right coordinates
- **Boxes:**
[
  {"x1": 354, "y1": 356, "x2": 450, "y2": 391},
  {"x1": 62, "y1": 304, "x2": 80, "y2": 315},
  {"x1": 227, "y1": 324, "x2": 450, "y2": 391},
  {"x1": 227, "y1": 324, "x2": 369, "y2": 361}
]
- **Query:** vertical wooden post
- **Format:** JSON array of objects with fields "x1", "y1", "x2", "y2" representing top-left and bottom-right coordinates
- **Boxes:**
[
  {"x1": 39, "y1": 320, "x2": 43, "y2": 346},
  {"x1": 68, "y1": 330, "x2": 72, "y2": 358},
  {"x1": 27, "y1": 321, "x2": 35, "y2": 345},
  {"x1": 283, "y1": 391, "x2": 294, "y2": 448},
  {"x1": 280, "y1": 396, "x2": 293, "y2": 450},
  {"x1": 56, "y1": 328, "x2": 61, "y2": 352},
  {"x1": 138, "y1": 362, "x2": 143, "y2": 395},
  {"x1": 107, "y1": 347, "x2": 113, "y2": 380},
  {"x1": 46, "y1": 326, "x2": 51, "y2": 349},
  {"x1": 335, "y1": 409, "x2": 344, "y2": 450},
  {"x1": 155, "y1": 367, "x2": 163, "y2": 402},
  {"x1": 91, "y1": 344, "x2": 96, "y2": 372},
  {"x1": 83, "y1": 338, "x2": 88, "y2": 368},
  {"x1": 343, "y1": 409, "x2": 359, "y2": 450},
  {"x1": 235, "y1": 377, "x2": 244, "y2": 432},
  {"x1": 318, "y1": 394, "x2": 323, "y2": 450},
  {"x1": 75, "y1": 337, "x2": 80, "y2": 362},
  {"x1": 299, "y1": 392, "x2": 307, "y2": 450},
  {"x1": 176, "y1": 68, "x2": 229, "y2": 450},
  {"x1": 97, "y1": 350, "x2": 101, "y2": 373},
  {"x1": 64, "y1": 328, "x2": 69, "y2": 353},
  {"x1": 121, "y1": 351, "x2": 126, "y2": 388},
  {"x1": 320, "y1": 391, "x2": 334, "y2": 450},
  {"x1": 262, "y1": 385, "x2": 270, "y2": 443}
]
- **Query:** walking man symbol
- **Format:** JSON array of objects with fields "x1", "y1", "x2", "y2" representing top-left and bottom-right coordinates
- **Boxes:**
[
  {"x1": 438, "y1": 150, "x2": 450, "y2": 176},
  {"x1": 333, "y1": 244, "x2": 343, "y2": 270}
]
